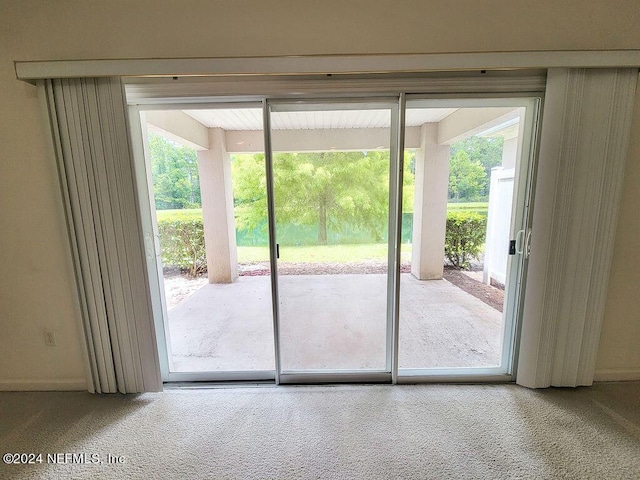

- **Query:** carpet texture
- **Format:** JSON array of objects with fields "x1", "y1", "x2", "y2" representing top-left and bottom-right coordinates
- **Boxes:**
[{"x1": 1, "y1": 383, "x2": 639, "y2": 479}]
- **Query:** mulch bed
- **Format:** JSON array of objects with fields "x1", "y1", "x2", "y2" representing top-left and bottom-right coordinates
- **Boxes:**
[
  {"x1": 241, "y1": 261, "x2": 410, "y2": 276},
  {"x1": 443, "y1": 267, "x2": 504, "y2": 312},
  {"x1": 239, "y1": 261, "x2": 504, "y2": 312}
]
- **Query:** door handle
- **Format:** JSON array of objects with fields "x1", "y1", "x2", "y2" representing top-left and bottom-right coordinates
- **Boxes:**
[
  {"x1": 154, "y1": 233, "x2": 162, "y2": 257},
  {"x1": 276, "y1": 243, "x2": 280, "y2": 259},
  {"x1": 144, "y1": 232, "x2": 154, "y2": 261},
  {"x1": 511, "y1": 229, "x2": 525, "y2": 255},
  {"x1": 524, "y1": 229, "x2": 532, "y2": 258}
]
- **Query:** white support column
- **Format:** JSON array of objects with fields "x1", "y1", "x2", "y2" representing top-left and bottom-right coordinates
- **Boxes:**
[
  {"x1": 197, "y1": 128, "x2": 238, "y2": 283},
  {"x1": 500, "y1": 136, "x2": 519, "y2": 169},
  {"x1": 411, "y1": 123, "x2": 450, "y2": 280}
]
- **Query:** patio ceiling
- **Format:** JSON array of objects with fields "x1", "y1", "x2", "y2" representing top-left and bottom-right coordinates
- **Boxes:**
[
  {"x1": 182, "y1": 108, "x2": 458, "y2": 131},
  {"x1": 145, "y1": 105, "x2": 523, "y2": 153}
]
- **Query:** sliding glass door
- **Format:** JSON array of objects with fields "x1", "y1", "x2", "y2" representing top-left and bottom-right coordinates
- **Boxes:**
[
  {"x1": 131, "y1": 93, "x2": 539, "y2": 384},
  {"x1": 267, "y1": 101, "x2": 399, "y2": 382},
  {"x1": 131, "y1": 104, "x2": 277, "y2": 382},
  {"x1": 396, "y1": 97, "x2": 539, "y2": 380}
]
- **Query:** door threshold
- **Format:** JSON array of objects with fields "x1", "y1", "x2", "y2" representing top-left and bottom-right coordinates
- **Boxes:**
[{"x1": 165, "y1": 380, "x2": 277, "y2": 390}]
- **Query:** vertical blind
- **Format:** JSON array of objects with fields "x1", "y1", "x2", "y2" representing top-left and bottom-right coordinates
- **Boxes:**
[
  {"x1": 517, "y1": 68, "x2": 638, "y2": 388},
  {"x1": 43, "y1": 77, "x2": 161, "y2": 393}
]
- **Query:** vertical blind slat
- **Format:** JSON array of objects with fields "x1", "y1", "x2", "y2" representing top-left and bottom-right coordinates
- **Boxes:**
[
  {"x1": 45, "y1": 81, "x2": 99, "y2": 393},
  {"x1": 56, "y1": 80, "x2": 114, "y2": 393}
]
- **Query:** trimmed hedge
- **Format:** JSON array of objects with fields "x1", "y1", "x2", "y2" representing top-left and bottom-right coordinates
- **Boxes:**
[
  {"x1": 157, "y1": 208, "x2": 487, "y2": 275},
  {"x1": 444, "y1": 211, "x2": 487, "y2": 270},
  {"x1": 157, "y1": 211, "x2": 206, "y2": 277}
]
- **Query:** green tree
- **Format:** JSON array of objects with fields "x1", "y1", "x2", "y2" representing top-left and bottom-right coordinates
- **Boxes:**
[
  {"x1": 402, "y1": 149, "x2": 416, "y2": 214},
  {"x1": 449, "y1": 136, "x2": 504, "y2": 199},
  {"x1": 232, "y1": 153, "x2": 269, "y2": 233},
  {"x1": 448, "y1": 150, "x2": 486, "y2": 202},
  {"x1": 231, "y1": 151, "x2": 390, "y2": 245},
  {"x1": 148, "y1": 132, "x2": 201, "y2": 210}
]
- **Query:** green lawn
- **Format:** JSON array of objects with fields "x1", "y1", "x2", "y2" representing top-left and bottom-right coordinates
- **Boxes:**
[
  {"x1": 156, "y1": 208, "x2": 203, "y2": 221},
  {"x1": 238, "y1": 243, "x2": 413, "y2": 264},
  {"x1": 447, "y1": 202, "x2": 488, "y2": 216}
]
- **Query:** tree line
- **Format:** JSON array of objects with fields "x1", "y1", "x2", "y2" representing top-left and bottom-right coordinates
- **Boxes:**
[{"x1": 149, "y1": 132, "x2": 503, "y2": 245}]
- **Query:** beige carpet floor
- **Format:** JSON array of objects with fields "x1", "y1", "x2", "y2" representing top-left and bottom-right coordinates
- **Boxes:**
[{"x1": 1, "y1": 382, "x2": 639, "y2": 479}]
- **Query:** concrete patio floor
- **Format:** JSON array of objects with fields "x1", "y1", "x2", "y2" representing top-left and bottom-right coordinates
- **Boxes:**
[{"x1": 166, "y1": 273, "x2": 503, "y2": 373}]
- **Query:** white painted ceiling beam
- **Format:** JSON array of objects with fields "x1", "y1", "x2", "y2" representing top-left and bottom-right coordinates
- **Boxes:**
[
  {"x1": 224, "y1": 126, "x2": 422, "y2": 153},
  {"x1": 145, "y1": 110, "x2": 209, "y2": 150},
  {"x1": 437, "y1": 107, "x2": 520, "y2": 145}
]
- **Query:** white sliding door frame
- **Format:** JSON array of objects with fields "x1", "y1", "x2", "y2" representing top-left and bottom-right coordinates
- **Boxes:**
[
  {"x1": 395, "y1": 94, "x2": 542, "y2": 381},
  {"x1": 126, "y1": 78, "x2": 547, "y2": 386},
  {"x1": 128, "y1": 101, "x2": 278, "y2": 384},
  {"x1": 265, "y1": 97, "x2": 401, "y2": 385},
  {"x1": 128, "y1": 106, "x2": 173, "y2": 381},
  {"x1": 127, "y1": 85, "x2": 544, "y2": 386}
]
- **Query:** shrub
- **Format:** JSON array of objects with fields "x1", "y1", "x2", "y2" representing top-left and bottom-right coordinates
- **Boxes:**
[
  {"x1": 156, "y1": 211, "x2": 206, "y2": 277},
  {"x1": 444, "y1": 211, "x2": 487, "y2": 269}
]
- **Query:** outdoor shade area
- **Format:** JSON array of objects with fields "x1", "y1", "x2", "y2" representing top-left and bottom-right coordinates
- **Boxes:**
[
  {"x1": 146, "y1": 103, "x2": 522, "y2": 289},
  {"x1": 165, "y1": 273, "x2": 503, "y2": 373}
]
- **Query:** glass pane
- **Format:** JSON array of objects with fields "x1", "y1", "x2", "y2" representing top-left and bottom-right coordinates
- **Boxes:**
[
  {"x1": 399, "y1": 104, "x2": 526, "y2": 370},
  {"x1": 270, "y1": 105, "x2": 392, "y2": 371},
  {"x1": 144, "y1": 107, "x2": 275, "y2": 373}
]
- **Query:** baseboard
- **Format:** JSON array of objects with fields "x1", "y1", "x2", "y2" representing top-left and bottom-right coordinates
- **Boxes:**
[
  {"x1": 0, "y1": 378, "x2": 87, "y2": 392},
  {"x1": 593, "y1": 369, "x2": 640, "y2": 382}
]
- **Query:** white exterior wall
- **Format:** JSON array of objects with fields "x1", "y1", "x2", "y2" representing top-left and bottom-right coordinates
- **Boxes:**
[{"x1": 483, "y1": 167, "x2": 515, "y2": 286}]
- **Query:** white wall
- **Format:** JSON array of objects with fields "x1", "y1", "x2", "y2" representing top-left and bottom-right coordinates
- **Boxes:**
[
  {"x1": 595, "y1": 86, "x2": 640, "y2": 381},
  {"x1": 1, "y1": 1, "x2": 639, "y2": 389}
]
